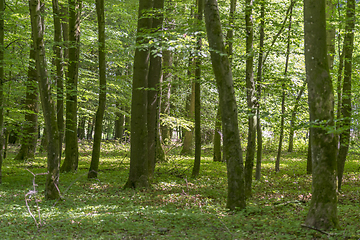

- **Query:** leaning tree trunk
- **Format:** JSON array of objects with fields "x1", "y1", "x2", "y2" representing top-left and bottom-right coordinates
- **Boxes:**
[
  {"x1": 29, "y1": 0, "x2": 60, "y2": 200},
  {"x1": 303, "y1": 0, "x2": 339, "y2": 230},
  {"x1": 14, "y1": 48, "x2": 39, "y2": 161},
  {"x1": 337, "y1": 0, "x2": 355, "y2": 192},
  {"x1": 0, "y1": 0, "x2": 4, "y2": 184},
  {"x1": 88, "y1": 0, "x2": 106, "y2": 179},
  {"x1": 204, "y1": 0, "x2": 246, "y2": 210},
  {"x1": 61, "y1": 0, "x2": 81, "y2": 172},
  {"x1": 244, "y1": 0, "x2": 256, "y2": 198},
  {"x1": 123, "y1": 0, "x2": 152, "y2": 189},
  {"x1": 147, "y1": 0, "x2": 165, "y2": 178},
  {"x1": 191, "y1": 0, "x2": 203, "y2": 178}
]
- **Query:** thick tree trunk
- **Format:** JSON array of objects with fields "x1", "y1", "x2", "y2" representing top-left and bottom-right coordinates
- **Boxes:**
[
  {"x1": 147, "y1": 0, "x2": 165, "y2": 178},
  {"x1": 303, "y1": 0, "x2": 339, "y2": 230},
  {"x1": 244, "y1": 0, "x2": 256, "y2": 198},
  {"x1": 204, "y1": 0, "x2": 246, "y2": 210},
  {"x1": 0, "y1": 0, "x2": 4, "y2": 184},
  {"x1": 255, "y1": 0, "x2": 265, "y2": 180},
  {"x1": 88, "y1": 0, "x2": 106, "y2": 179},
  {"x1": 123, "y1": 0, "x2": 152, "y2": 189},
  {"x1": 192, "y1": 0, "x2": 203, "y2": 178},
  {"x1": 61, "y1": 0, "x2": 81, "y2": 172},
  {"x1": 15, "y1": 49, "x2": 39, "y2": 161},
  {"x1": 29, "y1": 0, "x2": 60, "y2": 200},
  {"x1": 337, "y1": 0, "x2": 355, "y2": 192}
]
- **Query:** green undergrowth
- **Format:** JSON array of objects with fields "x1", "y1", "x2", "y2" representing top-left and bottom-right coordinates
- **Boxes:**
[{"x1": 1, "y1": 141, "x2": 359, "y2": 239}]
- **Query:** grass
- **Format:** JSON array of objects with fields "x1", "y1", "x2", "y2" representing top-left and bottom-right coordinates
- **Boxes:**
[{"x1": 0, "y1": 141, "x2": 359, "y2": 239}]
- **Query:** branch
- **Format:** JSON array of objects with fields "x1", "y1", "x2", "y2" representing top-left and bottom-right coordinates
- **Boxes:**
[{"x1": 301, "y1": 224, "x2": 337, "y2": 236}]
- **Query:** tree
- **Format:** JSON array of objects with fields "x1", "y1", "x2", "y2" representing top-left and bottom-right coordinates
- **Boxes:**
[
  {"x1": 303, "y1": 0, "x2": 339, "y2": 230},
  {"x1": 29, "y1": 0, "x2": 60, "y2": 200},
  {"x1": 0, "y1": 0, "x2": 4, "y2": 184},
  {"x1": 61, "y1": 0, "x2": 81, "y2": 172},
  {"x1": 124, "y1": 0, "x2": 152, "y2": 189},
  {"x1": 88, "y1": 0, "x2": 106, "y2": 179},
  {"x1": 244, "y1": 0, "x2": 256, "y2": 198},
  {"x1": 337, "y1": 0, "x2": 355, "y2": 191},
  {"x1": 204, "y1": 0, "x2": 246, "y2": 210}
]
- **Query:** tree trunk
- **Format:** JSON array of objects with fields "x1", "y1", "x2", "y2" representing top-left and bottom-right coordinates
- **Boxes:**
[
  {"x1": 160, "y1": 50, "x2": 172, "y2": 142},
  {"x1": 213, "y1": 105, "x2": 222, "y2": 161},
  {"x1": 52, "y1": 0, "x2": 64, "y2": 161},
  {"x1": 275, "y1": 1, "x2": 293, "y2": 172},
  {"x1": 114, "y1": 105, "x2": 124, "y2": 141},
  {"x1": 204, "y1": 0, "x2": 246, "y2": 210},
  {"x1": 88, "y1": 0, "x2": 106, "y2": 179},
  {"x1": 192, "y1": 0, "x2": 203, "y2": 178},
  {"x1": 147, "y1": 0, "x2": 165, "y2": 178},
  {"x1": 255, "y1": 0, "x2": 265, "y2": 181},
  {"x1": 244, "y1": 0, "x2": 256, "y2": 198},
  {"x1": 0, "y1": 0, "x2": 4, "y2": 184},
  {"x1": 29, "y1": 0, "x2": 60, "y2": 200},
  {"x1": 123, "y1": 0, "x2": 152, "y2": 189},
  {"x1": 14, "y1": 48, "x2": 39, "y2": 161},
  {"x1": 337, "y1": 0, "x2": 355, "y2": 192},
  {"x1": 61, "y1": 0, "x2": 81, "y2": 172},
  {"x1": 303, "y1": 0, "x2": 338, "y2": 230},
  {"x1": 288, "y1": 80, "x2": 306, "y2": 152},
  {"x1": 306, "y1": 129, "x2": 312, "y2": 174}
]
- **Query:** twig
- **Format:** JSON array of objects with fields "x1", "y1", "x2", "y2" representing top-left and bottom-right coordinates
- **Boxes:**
[
  {"x1": 218, "y1": 218, "x2": 235, "y2": 239},
  {"x1": 301, "y1": 224, "x2": 337, "y2": 236}
]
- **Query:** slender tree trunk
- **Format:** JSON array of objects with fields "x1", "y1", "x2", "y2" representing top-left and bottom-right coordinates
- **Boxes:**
[
  {"x1": 0, "y1": 0, "x2": 4, "y2": 184},
  {"x1": 337, "y1": 0, "x2": 355, "y2": 192},
  {"x1": 288, "y1": 80, "x2": 306, "y2": 152},
  {"x1": 114, "y1": 105, "x2": 124, "y2": 141},
  {"x1": 123, "y1": 0, "x2": 152, "y2": 189},
  {"x1": 29, "y1": 0, "x2": 60, "y2": 200},
  {"x1": 61, "y1": 0, "x2": 81, "y2": 172},
  {"x1": 88, "y1": 0, "x2": 106, "y2": 179},
  {"x1": 244, "y1": 0, "x2": 256, "y2": 198},
  {"x1": 14, "y1": 48, "x2": 39, "y2": 161},
  {"x1": 77, "y1": 117, "x2": 85, "y2": 139},
  {"x1": 52, "y1": 0, "x2": 64, "y2": 161},
  {"x1": 204, "y1": 0, "x2": 246, "y2": 210},
  {"x1": 275, "y1": 1, "x2": 293, "y2": 172},
  {"x1": 147, "y1": 0, "x2": 165, "y2": 178},
  {"x1": 303, "y1": 0, "x2": 338, "y2": 230},
  {"x1": 191, "y1": 0, "x2": 203, "y2": 178},
  {"x1": 255, "y1": 0, "x2": 265, "y2": 181},
  {"x1": 213, "y1": 105, "x2": 222, "y2": 161},
  {"x1": 181, "y1": 59, "x2": 195, "y2": 155},
  {"x1": 161, "y1": 50, "x2": 172, "y2": 142}
]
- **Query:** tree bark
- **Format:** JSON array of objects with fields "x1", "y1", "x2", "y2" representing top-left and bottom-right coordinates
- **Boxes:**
[
  {"x1": 147, "y1": 0, "x2": 165, "y2": 178},
  {"x1": 123, "y1": 0, "x2": 152, "y2": 189},
  {"x1": 213, "y1": 105, "x2": 222, "y2": 161},
  {"x1": 88, "y1": 0, "x2": 106, "y2": 179},
  {"x1": 244, "y1": 0, "x2": 256, "y2": 198},
  {"x1": 192, "y1": 0, "x2": 203, "y2": 178},
  {"x1": 303, "y1": 0, "x2": 339, "y2": 230},
  {"x1": 114, "y1": 105, "x2": 124, "y2": 141},
  {"x1": 29, "y1": 0, "x2": 60, "y2": 200},
  {"x1": 204, "y1": 0, "x2": 246, "y2": 210},
  {"x1": 337, "y1": 0, "x2": 355, "y2": 192},
  {"x1": 61, "y1": 0, "x2": 81, "y2": 172},
  {"x1": 161, "y1": 50, "x2": 172, "y2": 142},
  {"x1": 0, "y1": 0, "x2": 4, "y2": 184}
]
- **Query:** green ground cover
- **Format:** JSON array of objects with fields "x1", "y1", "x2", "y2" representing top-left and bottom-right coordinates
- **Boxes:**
[{"x1": 0, "y1": 141, "x2": 359, "y2": 239}]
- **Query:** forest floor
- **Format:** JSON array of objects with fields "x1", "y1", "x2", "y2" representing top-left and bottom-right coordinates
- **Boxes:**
[{"x1": 0, "y1": 140, "x2": 359, "y2": 239}]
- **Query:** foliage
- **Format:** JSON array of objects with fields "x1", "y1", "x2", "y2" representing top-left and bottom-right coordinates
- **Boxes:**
[{"x1": 0, "y1": 141, "x2": 359, "y2": 239}]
